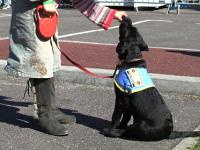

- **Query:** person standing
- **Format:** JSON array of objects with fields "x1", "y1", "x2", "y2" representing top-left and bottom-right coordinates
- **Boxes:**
[{"x1": 4, "y1": 0, "x2": 127, "y2": 136}]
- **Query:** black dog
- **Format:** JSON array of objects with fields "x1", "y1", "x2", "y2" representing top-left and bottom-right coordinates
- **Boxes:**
[{"x1": 102, "y1": 17, "x2": 173, "y2": 141}]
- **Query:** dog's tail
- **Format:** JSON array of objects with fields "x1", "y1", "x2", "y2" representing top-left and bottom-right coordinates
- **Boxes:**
[{"x1": 169, "y1": 131, "x2": 200, "y2": 139}]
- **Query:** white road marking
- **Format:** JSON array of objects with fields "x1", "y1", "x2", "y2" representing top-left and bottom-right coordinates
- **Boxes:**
[
  {"x1": 58, "y1": 19, "x2": 173, "y2": 39},
  {"x1": 2, "y1": 19, "x2": 199, "y2": 52},
  {"x1": 59, "y1": 40, "x2": 200, "y2": 52},
  {"x1": 59, "y1": 40, "x2": 116, "y2": 46},
  {"x1": 0, "y1": 13, "x2": 11, "y2": 18},
  {"x1": 0, "y1": 37, "x2": 8, "y2": 40},
  {"x1": 150, "y1": 46, "x2": 200, "y2": 52}
]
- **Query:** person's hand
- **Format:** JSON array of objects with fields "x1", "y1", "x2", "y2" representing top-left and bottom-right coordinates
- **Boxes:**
[
  {"x1": 43, "y1": 0, "x2": 58, "y2": 14},
  {"x1": 114, "y1": 11, "x2": 128, "y2": 21}
]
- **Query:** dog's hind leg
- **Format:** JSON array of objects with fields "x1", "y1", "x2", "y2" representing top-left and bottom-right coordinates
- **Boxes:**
[{"x1": 124, "y1": 120, "x2": 171, "y2": 141}]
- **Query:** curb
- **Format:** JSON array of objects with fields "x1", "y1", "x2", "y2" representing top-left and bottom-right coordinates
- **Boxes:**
[
  {"x1": 57, "y1": 67, "x2": 200, "y2": 96},
  {"x1": 1, "y1": 61, "x2": 199, "y2": 96},
  {"x1": 57, "y1": 66, "x2": 200, "y2": 96}
]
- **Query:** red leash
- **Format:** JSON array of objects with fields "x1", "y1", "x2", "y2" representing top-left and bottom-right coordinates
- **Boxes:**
[{"x1": 60, "y1": 50, "x2": 118, "y2": 79}]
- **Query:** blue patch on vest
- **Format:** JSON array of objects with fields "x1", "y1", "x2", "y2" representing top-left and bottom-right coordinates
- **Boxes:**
[{"x1": 114, "y1": 66, "x2": 155, "y2": 94}]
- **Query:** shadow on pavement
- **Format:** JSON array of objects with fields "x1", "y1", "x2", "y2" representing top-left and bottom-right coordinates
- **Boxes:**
[
  {"x1": 166, "y1": 50, "x2": 200, "y2": 57},
  {"x1": 1, "y1": 96, "x2": 200, "y2": 140},
  {"x1": 0, "y1": 96, "x2": 111, "y2": 133},
  {"x1": 120, "y1": 130, "x2": 200, "y2": 142},
  {"x1": 0, "y1": 95, "x2": 38, "y2": 129},
  {"x1": 61, "y1": 108, "x2": 111, "y2": 131}
]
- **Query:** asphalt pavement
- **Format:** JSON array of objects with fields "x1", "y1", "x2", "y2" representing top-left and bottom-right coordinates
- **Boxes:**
[
  {"x1": 0, "y1": 75, "x2": 200, "y2": 150},
  {"x1": 0, "y1": 5, "x2": 200, "y2": 150}
]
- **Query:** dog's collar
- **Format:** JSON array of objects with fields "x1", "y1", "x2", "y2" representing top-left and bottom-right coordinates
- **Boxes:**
[{"x1": 119, "y1": 58, "x2": 144, "y2": 64}]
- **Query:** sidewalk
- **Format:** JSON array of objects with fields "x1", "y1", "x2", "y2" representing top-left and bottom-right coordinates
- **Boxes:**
[{"x1": 0, "y1": 75, "x2": 200, "y2": 150}]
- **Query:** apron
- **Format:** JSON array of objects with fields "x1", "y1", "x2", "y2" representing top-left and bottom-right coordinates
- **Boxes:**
[{"x1": 4, "y1": 0, "x2": 61, "y2": 78}]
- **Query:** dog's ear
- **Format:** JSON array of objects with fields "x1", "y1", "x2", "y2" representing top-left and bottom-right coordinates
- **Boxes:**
[{"x1": 135, "y1": 28, "x2": 149, "y2": 51}]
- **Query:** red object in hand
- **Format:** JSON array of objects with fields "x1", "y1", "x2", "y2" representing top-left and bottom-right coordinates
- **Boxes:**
[{"x1": 35, "y1": 5, "x2": 58, "y2": 39}]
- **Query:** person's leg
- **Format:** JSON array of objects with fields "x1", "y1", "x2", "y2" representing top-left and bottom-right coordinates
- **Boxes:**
[
  {"x1": 29, "y1": 78, "x2": 76, "y2": 124},
  {"x1": 32, "y1": 77, "x2": 69, "y2": 136}
]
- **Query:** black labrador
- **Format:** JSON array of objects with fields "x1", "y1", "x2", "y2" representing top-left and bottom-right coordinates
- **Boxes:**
[{"x1": 102, "y1": 17, "x2": 173, "y2": 141}]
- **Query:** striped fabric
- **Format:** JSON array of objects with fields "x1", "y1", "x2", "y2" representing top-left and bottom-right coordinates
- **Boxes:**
[
  {"x1": 29, "y1": 0, "x2": 116, "y2": 29},
  {"x1": 72, "y1": 0, "x2": 116, "y2": 30}
]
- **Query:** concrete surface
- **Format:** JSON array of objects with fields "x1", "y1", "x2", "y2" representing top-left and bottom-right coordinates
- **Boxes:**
[
  {"x1": 0, "y1": 5, "x2": 200, "y2": 150},
  {"x1": 0, "y1": 75, "x2": 200, "y2": 150}
]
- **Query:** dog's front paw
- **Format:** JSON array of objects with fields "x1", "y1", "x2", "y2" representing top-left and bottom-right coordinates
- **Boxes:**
[{"x1": 102, "y1": 128, "x2": 125, "y2": 138}]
